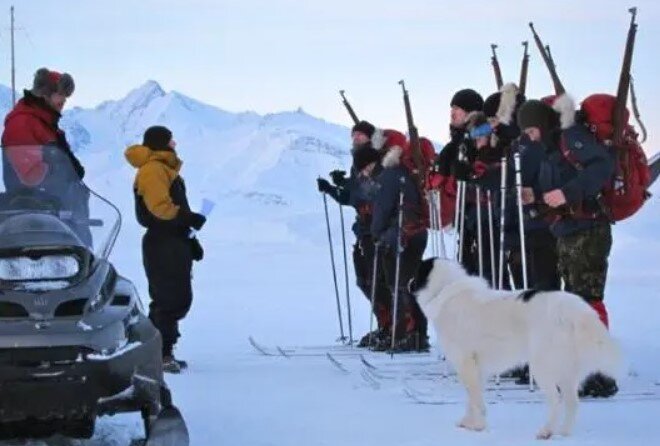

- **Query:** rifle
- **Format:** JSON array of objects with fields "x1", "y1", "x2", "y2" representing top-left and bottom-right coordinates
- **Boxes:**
[
  {"x1": 519, "y1": 41, "x2": 529, "y2": 96},
  {"x1": 490, "y1": 44, "x2": 504, "y2": 90},
  {"x1": 529, "y1": 22, "x2": 565, "y2": 95},
  {"x1": 613, "y1": 7, "x2": 638, "y2": 146},
  {"x1": 399, "y1": 80, "x2": 425, "y2": 188},
  {"x1": 545, "y1": 45, "x2": 555, "y2": 69},
  {"x1": 339, "y1": 90, "x2": 359, "y2": 125}
]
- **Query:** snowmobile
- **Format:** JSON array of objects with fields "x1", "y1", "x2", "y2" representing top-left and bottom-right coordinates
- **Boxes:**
[{"x1": 0, "y1": 145, "x2": 189, "y2": 445}]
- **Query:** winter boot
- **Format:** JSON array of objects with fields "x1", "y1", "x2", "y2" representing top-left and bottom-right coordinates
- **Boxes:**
[
  {"x1": 356, "y1": 326, "x2": 391, "y2": 350},
  {"x1": 390, "y1": 332, "x2": 428, "y2": 353},
  {"x1": 513, "y1": 365, "x2": 531, "y2": 385},
  {"x1": 579, "y1": 373, "x2": 618, "y2": 398},
  {"x1": 163, "y1": 355, "x2": 182, "y2": 374}
]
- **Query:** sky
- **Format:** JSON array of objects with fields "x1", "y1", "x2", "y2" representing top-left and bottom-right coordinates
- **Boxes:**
[{"x1": 0, "y1": 0, "x2": 658, "y2": 151}]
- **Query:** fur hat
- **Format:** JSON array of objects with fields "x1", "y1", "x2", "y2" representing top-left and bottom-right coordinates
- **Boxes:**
[
  {"x1": 351, "y1": 120, "x2": 376, "y2": 139},
  {"x1": 517, "y1": 100, "x2": 560, "y2": 138},
  {"x1": 450, "y1": 89, "x2": 484, "y2": 113},
  {"x1": 31, "y1": 68, "x2": 75, "y2": 98},
  {"x1": 352, "y1": 146, "x2": 380, "y2": 171},
  {"x1": 483, "y1": 83, "x2": 524, "y2": 125},
  {"x1": 143, "y1": 126, "x2": 173, "y2": 151}
]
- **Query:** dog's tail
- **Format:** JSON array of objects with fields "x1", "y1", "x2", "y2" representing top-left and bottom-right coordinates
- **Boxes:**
[{"x1": 574, "y1": 309, "x2": 623, "y2": 381}]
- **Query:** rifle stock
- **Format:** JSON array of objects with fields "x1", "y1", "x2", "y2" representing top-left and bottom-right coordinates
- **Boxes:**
[
  {"x1": 613, "y1": 7, "x2": 638, "y2": 146},
  {"x1": 491, "y1": 44, "x2": 504, "y2": 90},
  {"x1": 339, "y1": 90, "x2": 359, "y2": 125},
  {"x1": 519, "y1": 41, "x2": 529, "y2": 96},
  {"x1": 529, "y1": 22, "x2": 565, "y2": 95},
  {"x1": 398, "y1": 80, "x2": 425, "y2": 188}
]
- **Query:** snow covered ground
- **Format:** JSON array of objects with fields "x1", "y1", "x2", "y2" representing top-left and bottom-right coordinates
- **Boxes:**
[{"x1": 1, "y1": 82, "x2": 659, "y2": 445}]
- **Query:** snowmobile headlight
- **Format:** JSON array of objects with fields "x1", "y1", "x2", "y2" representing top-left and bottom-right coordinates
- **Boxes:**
[{"x1": 0, "y1": 254, "x2": 80, "y2": 281}]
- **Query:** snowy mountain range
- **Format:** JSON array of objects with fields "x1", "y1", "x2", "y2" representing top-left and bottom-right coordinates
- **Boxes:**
[{"x1": 0, "y1": 82, "x2": 353, "y2": 219}]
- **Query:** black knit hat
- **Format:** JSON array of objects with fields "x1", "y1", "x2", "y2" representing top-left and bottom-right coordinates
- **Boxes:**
[
  {"x1": 484, "y1": 91, "x2": 526, "y2": 120},
  {"x1": 450, "y1": 89, "x2": 484, "y2": 113},
  {"x1": 516, "y1": 100, "x2": 560, "y2": 137},
  {"x1": 143, "y1": 126, "x2": 173, "y2": 151},
  {"x1": 483, "y1": 92, "x2": 501, "y2": 119},
  {"x1": 351, "y1": 120, "x2": 376, "y2": 138},
  {"x1": 352, "y1": 146, "x2": 380, "y2": 171}
]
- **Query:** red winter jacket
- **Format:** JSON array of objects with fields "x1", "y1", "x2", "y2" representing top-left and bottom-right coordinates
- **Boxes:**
[{"x1": 2, "y1": 91, "x2": 84, "y2": 185}]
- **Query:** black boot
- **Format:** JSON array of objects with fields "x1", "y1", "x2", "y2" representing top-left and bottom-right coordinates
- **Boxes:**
[
  {"x1": 358, "y1": 327, "x2": 390, "y2": 349},
  {"x1": 370, "y1": 329, "x2": 393, "y2": 352},
  {"x1": 579, "y1": 373, "x2": 618, "y2": 398},
  {"x1": 163, "y1": 355, "x2": 182, "y2": 374},
  {"x1": 514, "y1": 365, "x2": 531, "y2": 385},
  {"x1": 390, "y1": 332, "x2": 428, "y2": 353}
]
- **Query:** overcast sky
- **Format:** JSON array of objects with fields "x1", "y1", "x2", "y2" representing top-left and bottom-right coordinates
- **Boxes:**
[{"x1": 1, "y1": 0, "x2": 658, "y2": 151}]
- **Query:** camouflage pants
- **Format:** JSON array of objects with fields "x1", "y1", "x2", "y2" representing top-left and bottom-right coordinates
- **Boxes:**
[{"x1": 557, "y1": 223, "x2": 612, "y2": 303}]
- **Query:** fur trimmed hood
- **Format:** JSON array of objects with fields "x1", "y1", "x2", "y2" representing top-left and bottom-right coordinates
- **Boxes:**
[
  {"x1": 496, "y1": 83, "x2": 519, "y2": 125},
  {"x1": 381, "y1": 145, "x2": 403, "y2": 168},
  {"x1": 550, "y1": 93, "x2": 576, "y2": 130}
]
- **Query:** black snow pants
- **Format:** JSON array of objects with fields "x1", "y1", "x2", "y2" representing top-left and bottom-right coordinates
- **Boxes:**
[
  {"x1": 380, "y1": 231, "x2": 428, "y2": 339},
  {"x1": 353, "y1": 235, "x2": 393, "y2": 330},
  {"x1": 142, "y1": 230, "x2": 194, "y2": 357}
]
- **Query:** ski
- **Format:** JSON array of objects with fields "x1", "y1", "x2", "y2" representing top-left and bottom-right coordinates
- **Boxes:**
[
  {"x1": 404, "y1": 388, "x2": 660, "y2": 406},
  {"x1": 326, "y1": 353, "x2": 350, "y2": 374},
  {"x1": 248, "y1": 336, "x2": 432, "y2": 358}
]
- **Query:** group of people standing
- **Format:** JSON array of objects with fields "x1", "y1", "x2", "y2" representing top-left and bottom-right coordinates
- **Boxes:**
[{"x1": 318, "y1": 82, "x2": 619, "y2": 397}]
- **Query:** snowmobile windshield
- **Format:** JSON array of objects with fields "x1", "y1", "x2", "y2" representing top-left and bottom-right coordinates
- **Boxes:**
[{"x1": 0, "y1": 145, "x2": 121, "y2": 266}]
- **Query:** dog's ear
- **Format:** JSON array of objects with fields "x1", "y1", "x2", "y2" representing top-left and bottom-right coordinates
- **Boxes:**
[{"x1": 410, "y1": 257, "x2": 436, "y2": 294}]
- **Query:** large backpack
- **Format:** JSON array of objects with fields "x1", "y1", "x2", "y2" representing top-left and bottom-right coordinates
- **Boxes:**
[{"x1": 579, "y1": 93, "x2": 650, "y2": 221}]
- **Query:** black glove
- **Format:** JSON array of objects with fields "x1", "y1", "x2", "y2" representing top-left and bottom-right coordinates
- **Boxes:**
[
  {"x1": 190, "y1": 237, "x2": 204, "y2": 261},
  {"x1": 452, "y1": 160, "x2": 473, "y2": 181},
  {"x1": 317, "y1": 178, "x2": 335, "y2": 194},
  {"x1": 185, "y1": 212, "x2": 207, "y2": 231},
  {"x1": 329, "y1": 170, "x2": 347, "y2": 186}
]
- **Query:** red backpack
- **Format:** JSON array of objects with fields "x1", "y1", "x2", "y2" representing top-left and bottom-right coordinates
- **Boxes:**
[{"x1": 579, "y1": 94, "x2": 650, "y2": 221}]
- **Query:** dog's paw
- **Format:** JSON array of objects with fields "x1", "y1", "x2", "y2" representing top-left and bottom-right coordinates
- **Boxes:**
[
  {"x1": 457, "y1": 417, "x2": 486, "y2": 432},
  {"x1": 536, "y1": 428, "x2": 553, "y2": 440},
  {"x1": 558, "y1": 427, "x2": 572, "y2": 437}
]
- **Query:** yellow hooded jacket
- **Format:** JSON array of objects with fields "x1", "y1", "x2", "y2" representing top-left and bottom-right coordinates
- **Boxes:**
[{"x1": 125, "y1": 144, "x2": 192, "y2": 236}]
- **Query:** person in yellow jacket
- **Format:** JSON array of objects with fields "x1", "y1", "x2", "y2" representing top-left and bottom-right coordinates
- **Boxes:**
[{"x1": 125, "y1": 126, "x2": 205, "y2": 373}]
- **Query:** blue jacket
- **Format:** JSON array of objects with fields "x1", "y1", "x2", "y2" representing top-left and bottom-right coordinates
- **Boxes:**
[
  {"x1": 326, "y1": 166, "x2": 381, "y2": 238},
  {"x1": 371, "y1": 150, "x2": 426, "y2": 248},
  {"x1": 537, "y1": 125, "x2": 615, "y2": 237}
]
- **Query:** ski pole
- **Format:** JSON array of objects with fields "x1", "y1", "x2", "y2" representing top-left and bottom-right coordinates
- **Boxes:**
[
  {"x1": 513, "y1": 153, "x2": 528, "y2": 290},
  {"x1": 432, "y1": 190, "x2": 440, "y2": 257},
  {"x1": 513, "y1": 151, "x2": 534, "y2": 392},
  {"x1": 498, "y1": 155, "x2": 508, "y2": 290},
  {"x1": 476, "y1": 186, "x2": 484, "y2": 278},
  {"x1": 436, "y1": 190, "x2": 447, "y2": 258},
  {"x1": 454, "y1": 183, "x2": 463, "y2": 261},
  {"x1": 368, "y1": 242, "x2": 380, "y2": 348},
  {"x1": 487, "y1": 190, "x2": 496, "y2": 288},
  {"x1": 322, "y1": 191, "x2": 346, "y2": 342},
  {"x1": 456, "y1": 145, "x2": 468, "y2": 264},
  {"x1": 427, "y1": 191, "x2": 437, "y2": 257},
  {"x1": 390, "y1": 177, "x2": 406, "y2": 357},
  {"x1": 338, "y1": 204, "x2": 353, "y2": 345}
]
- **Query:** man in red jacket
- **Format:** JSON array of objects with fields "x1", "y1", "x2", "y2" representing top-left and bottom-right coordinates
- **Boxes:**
[
  {"x1": 2, "y1": 68, "x2": 89, "y2": 245},
  {"x1": 2, "y1": 67, "x2": 83, "y2": 184}
]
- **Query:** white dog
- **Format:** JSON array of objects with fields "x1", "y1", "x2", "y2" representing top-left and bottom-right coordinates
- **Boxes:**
[{"x1": 409, "y1": 257, "x2": 621, "y2": 440}]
